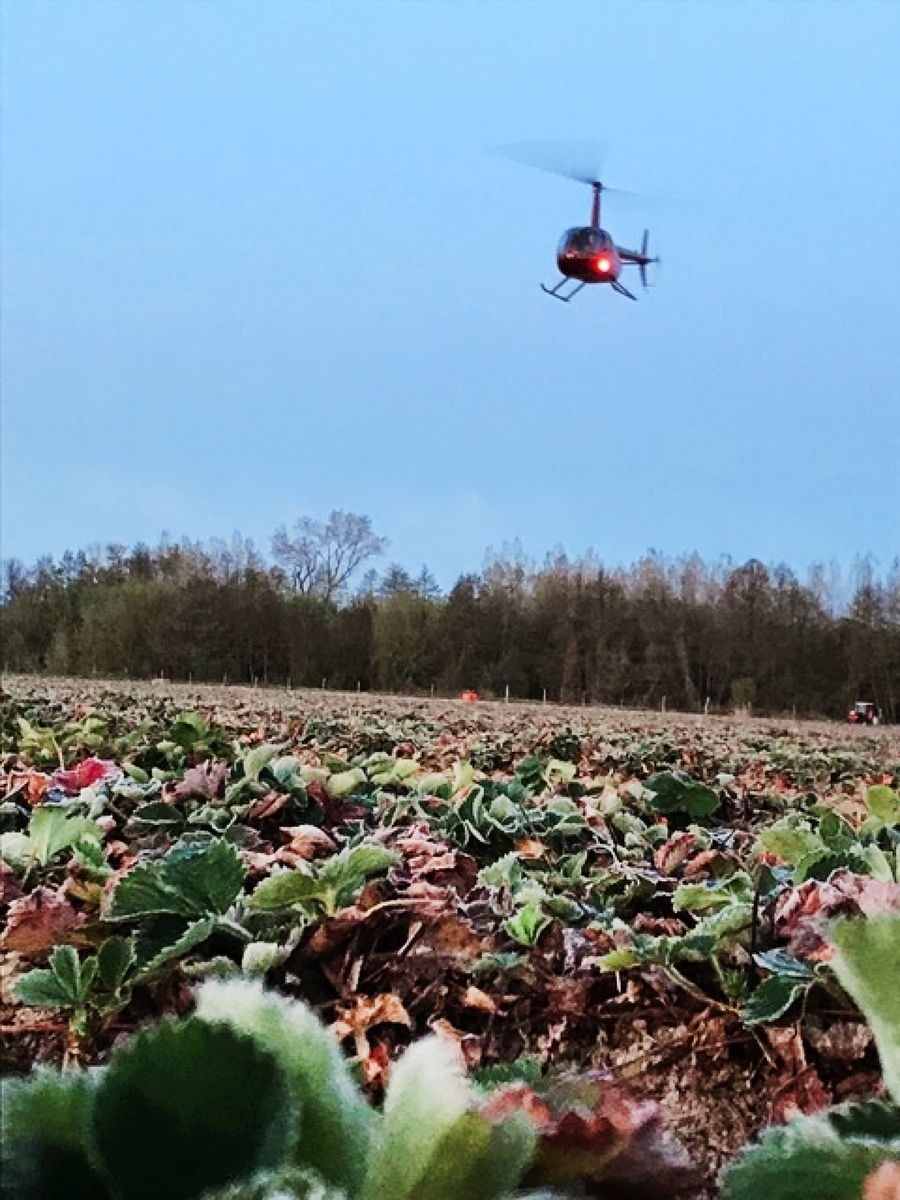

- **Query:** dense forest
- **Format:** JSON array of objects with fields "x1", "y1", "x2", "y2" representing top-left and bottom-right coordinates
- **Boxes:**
[{"x1": 2, "y1": 513, "x2": 898, "y2": 719}]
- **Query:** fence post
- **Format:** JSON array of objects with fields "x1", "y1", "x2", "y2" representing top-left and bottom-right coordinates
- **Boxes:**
[
  {"x1": 542, "y1": 688, "x2": 547, "y2": 706},
  {"x1": 504, "y1": 684, "x2": 510, "y2": 704},
  {"x1": 661, "y1": 695, "x2": 666, "y2": 713},
  {"x1": 704, "y1": 696, "x2": 710, "y2": 716},
  {"x1": 321, "y1": 677, "x2": 327, "y2": 691}
]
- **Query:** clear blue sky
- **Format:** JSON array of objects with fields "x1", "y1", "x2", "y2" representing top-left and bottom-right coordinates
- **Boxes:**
[{"x1": 3, "y1": 0, "x2": 898, "y2": 587}]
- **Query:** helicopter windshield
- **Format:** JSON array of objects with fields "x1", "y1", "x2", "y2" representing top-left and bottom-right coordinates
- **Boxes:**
[{"x1": 559, "y1": 227, "x2": 612, "y2": 255}]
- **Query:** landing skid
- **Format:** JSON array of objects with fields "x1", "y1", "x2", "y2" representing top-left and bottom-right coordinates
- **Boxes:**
[
  {"x1": 540, "y1": 278, "x2": 586, "y2": 303},
  {"x1": 611, "y1": 280, "x2": 637, "y2": 301}
]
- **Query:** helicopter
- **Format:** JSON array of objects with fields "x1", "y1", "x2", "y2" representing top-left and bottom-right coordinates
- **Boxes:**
[{"x1": 496, "y1": 142, "x2": 660, "y2": 303}]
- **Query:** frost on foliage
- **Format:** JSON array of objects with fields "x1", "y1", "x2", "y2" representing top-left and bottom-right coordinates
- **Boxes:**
[
  {"x1": 196, "y1": 979, "x2": 373, "y2": 1195},
  {"x1": 0, "y1": 1071, "x2": 104, "y2": 1200},
  {"x1": 362, "y1": 1033, "x2": 535, "y2": 1200},
  {"x1": 831, "y1": 916, "x2": 900, "y2": 1103},
  {"x1": 92, "y1": 1016, "x2": 294, "y2": 1200},
  {"x1": 722, "y1": 1102, "x2": 900, "y2": 1200}
]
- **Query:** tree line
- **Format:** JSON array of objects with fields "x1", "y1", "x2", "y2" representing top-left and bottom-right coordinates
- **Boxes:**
[{"x1": 2, "y1": 513, "x2": 898, "y2": 720}]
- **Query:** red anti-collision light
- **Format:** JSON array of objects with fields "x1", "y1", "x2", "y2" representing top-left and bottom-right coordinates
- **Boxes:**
[{"x1": 595, "y1": 256, "x2": 611, "y2": 273}]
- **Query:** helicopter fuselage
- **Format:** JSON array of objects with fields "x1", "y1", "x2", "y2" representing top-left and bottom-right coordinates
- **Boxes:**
[{"x1": 557, "y1": 226, "x2": 621, "y2": 284}]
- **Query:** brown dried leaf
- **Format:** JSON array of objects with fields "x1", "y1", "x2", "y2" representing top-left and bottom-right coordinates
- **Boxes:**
[
  {"x1": 1, "y1": 887, "x2": 88, "y2": 955},
  {"x1": 6, "y1": 770, "x2": 52, "y2": 806},
  {"x1": 805, "y1": 1019, "x2": 873, "y2": 1062},
  {"x1": 461, "y1": 984, "x2": 498, "y2": 1013},
  {"x1": 278, "y1": 824, "x2": 338, "y2": 860},
  {"x1": 764, "y1": 1027, "x2": 831, "y2": 1122},
  {"x1": 654, "y1": 832, "x2": 698, "y2": 876},
  {"x1": 331, "y1": 992, "x2": 412, "y2": 1058}
]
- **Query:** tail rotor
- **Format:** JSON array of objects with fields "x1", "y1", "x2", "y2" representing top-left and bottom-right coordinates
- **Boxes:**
[{"x1": 639, "y1": 229, "x2": 659, "y2": 289}]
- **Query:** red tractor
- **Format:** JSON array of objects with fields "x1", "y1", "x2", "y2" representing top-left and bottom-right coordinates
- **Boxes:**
[{"x1": 847, "y1": 701, "x2": 879, "y2": 725}]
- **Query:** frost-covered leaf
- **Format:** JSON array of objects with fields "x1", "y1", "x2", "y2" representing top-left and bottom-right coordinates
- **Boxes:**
[
  {"x1": 722, "y1": 1104, "x2": 900, "y2": 1200},
  {"x1": 0, "y1": 1071, "x2": 106, "y2": 1200},
  {"x1": 196, "y1": 980, "x2": 373, "y2": 1194},
  {"x1": 15, "y1": 945, "x2": 96, "y2": 1009},
  {"x1": 133, "y1": 914, "x2": 219, "y2": 975},
  {"x1": 363, "y1": 1035, "x2": 473, "y2": 1200},
  {"x1": 242, "y1": 745, "x2": 282, "y2": 784},
  {"x1": 249, "y1": 869, "x2": 322, "y2": 911},
  {"x1": 241, "y1": 942, "x2": 290, "y2": 977},
  {"x1": 673, "y1": 873, "x2": 753, "y2": 912},
  {"x1": 831, "y1": 916, "x2": 900, "y2": 1102},
  {"x1": 105, "y1": 838, "x2": 245, "y2": 920},
  {"x1": 92, "y1": 1016, "x2": 294, "y2": 1200},
  {"x1": 326, "y1": 769, "x2": 367, "y2": 799},
  {"x1": 741, "y1": 975, "x2": 810, "y2": 1026},
  {"x1": 866, "y1": 786, "x2": 900, "y2": 826},
  {"x1": 1, "y1": 887, "x2": 87, "y2": 953},
  {"x1": 27, "y1": 807, "x2": 104, "y2": 868}
]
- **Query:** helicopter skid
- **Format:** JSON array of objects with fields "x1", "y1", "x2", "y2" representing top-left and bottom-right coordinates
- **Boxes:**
[{"x1": 540, "y1": 279, "x2": 586, "y2": 302}]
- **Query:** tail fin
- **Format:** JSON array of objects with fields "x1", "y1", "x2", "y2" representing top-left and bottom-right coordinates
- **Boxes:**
[{"x1": 639, "y1": 229, "x2": 650, "y2": 289}]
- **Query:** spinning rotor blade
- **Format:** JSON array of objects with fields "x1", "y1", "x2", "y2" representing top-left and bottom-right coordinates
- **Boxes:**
[{"x1": 490, "y1": 139, "x2": 639, "y2": 199}]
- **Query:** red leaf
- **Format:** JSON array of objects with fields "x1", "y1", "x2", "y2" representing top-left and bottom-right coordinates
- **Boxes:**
[
  {"x1": 1, "y1": 887, "x2": 87, "y2": 955},
  {"x1": 52, "y1": 758, "x2": 119, "y2": 793}
]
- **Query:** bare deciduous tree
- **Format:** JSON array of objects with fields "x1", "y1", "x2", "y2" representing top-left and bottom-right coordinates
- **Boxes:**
[{"x1": 272, "y1": 511, "x2": 386, "y2": 600}]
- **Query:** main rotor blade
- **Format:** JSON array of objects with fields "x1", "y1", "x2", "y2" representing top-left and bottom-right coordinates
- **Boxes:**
[
  {"x1": 490, "y1": 139, "x2": 610, "y2": 185},
  {"x1": 490, "y1": 138, "x2": 642, "y2": 201}
]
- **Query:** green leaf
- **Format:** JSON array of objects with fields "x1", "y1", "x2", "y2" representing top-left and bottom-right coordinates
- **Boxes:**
[
  {"x1": 242, "y1": 744, "x2": 282, "y2": 783},
  {"x1": 795, "y1": 847, "x2": 870, "y2": 884},
  {"x1": 320, "y1": 844, "x2": 398, "y2": 888},
  {"x1": 645, "y1": 772, "x2": 720, "y2": 819},
  {"x1": 162, "y1": 839, "x2": 245, "y2": 915},
  {"x1": 96, "y1": 936, "x2": 136, "y2": 991},
  {"x1": 105, "y1": 838, "x2": 245, "y2": 920},
  {"x1": 15, "y1": 946, "x2": 96, "y2": 1010},
  {"x1": 722, "y1": 1108, "x2": 900, "y2": 1200},
  {"x1": 196, "y1": 980, "x2": 373, "y2": 1194},
  {"x1": 674, "y1": 872, "x2": 754, "y2": 912},
  {"x1": 133, "y1": 914, "x2": 218, "y2": 975},
  {"x1": 505, "y1": 903, "x2": 551, "y2": 946},
  {"x1": 1, "y1": 1071, "x2": 107, "y2": 1200},
  {"x1": 28, "y1": 808, "x2": 103, "y2": 868},
  {"x1": 326, "y1": 768, "x2": 367, "y2": 798},
  {"x1": 412, "y1": 1109, "x2": 535, "y2": 1200},
  {"x1": 741, "y1": 975, "x2": 810, "y2": 1025},
  {"x1": 754, "y1": 817, "x2": 822, "y2": 866},
  {"x1": 866, "y1": 785, "x2": 900, "y2": 825},
  {"x1": 544, "y1": 758, "x2": 577, "y2": 786},
  {"x1": 91, "y1": 1017, "x2": 295, "y2": 1200},
  {"x1": 249, "y1": 868, "x2": 323, "y2": 911},
  {"x1": 363, "y1": 1036, "x2": 474, "y2": 1200},
  {"x1": 831, "y1": 916, "x2": 900, "y2": 1103}
]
